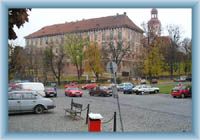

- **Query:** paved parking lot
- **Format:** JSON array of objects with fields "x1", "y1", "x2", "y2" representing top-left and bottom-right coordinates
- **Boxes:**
[{"x1": 8, "y1": 89, "x2": 192, "y2": 132}]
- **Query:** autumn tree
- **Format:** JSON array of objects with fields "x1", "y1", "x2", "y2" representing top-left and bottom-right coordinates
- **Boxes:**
[
  {"x1": 143, "y1": 44, "x2": 164, "y2": 83},
  {"x1": 64, "y1": 34, "x2": 89, "y2": 80},
  {"x1": 44, "y1": 43, "x2": 66, "y2": 85},
  {"x1": 9, "y1": 9, "x2": 31, "y2": 40},
  {"x1": 84, "y1": 42, "x2": 104, "y2": 81}
]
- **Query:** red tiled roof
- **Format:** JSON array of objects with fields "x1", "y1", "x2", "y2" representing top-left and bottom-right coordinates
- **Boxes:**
[{"x1": 25, "y1": 14, "x2": 143, "y2": 39}]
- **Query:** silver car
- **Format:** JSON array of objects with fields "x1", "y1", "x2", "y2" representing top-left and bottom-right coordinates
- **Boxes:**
[{"x1": 8, "y1": 91, "x2": 56, "y2": 114}]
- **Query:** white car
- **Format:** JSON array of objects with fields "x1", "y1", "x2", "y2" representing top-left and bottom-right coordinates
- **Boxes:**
[
  {"x1": 16, "y1": 82, "x2": 46, "y2": 97},
  {"x1": 133, "y1": 85, "x2": 159, "y2": 95},
  {"x1": 8, "y1": 90, "x2": 56, "y2": 114}
]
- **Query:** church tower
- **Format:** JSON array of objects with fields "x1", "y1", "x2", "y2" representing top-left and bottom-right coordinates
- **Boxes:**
[{"x1": 148, "y1": 8, "x2": 161, "y2": 38}]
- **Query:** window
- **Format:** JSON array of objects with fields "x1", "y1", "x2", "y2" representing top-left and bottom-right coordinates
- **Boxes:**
[
  {"x1": 118, "y1": 29, "x2": 122, "y2": 40},
  {"x1": 110, "y1": 29, "x2": 114, "y2": 40},
  {"x1": 22, "y1": 93, "x2": 36, "y2": 100},
  {"x1": 94, "y1": 31, "x2": 98, "y2": 41},
  {"x1": 9, "y1": 93, "x2": 21, "y2": 100},
  {"x1": 102, "y1": 31, "x2": 106, "y2": 41}
]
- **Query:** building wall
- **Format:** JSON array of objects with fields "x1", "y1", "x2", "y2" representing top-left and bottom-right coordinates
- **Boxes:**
[{"x1": 25, "y1": 26, "x2": 143, "y2": 78}]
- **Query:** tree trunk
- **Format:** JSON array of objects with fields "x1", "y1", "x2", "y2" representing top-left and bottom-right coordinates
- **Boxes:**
[{"x1": 170, "y1": 64, "x2": 174, "y2": 80}]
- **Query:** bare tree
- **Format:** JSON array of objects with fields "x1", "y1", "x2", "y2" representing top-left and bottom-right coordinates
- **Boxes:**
[
  {"x1": 44, "y1": 43, "x2": 66, "y2": 85},
  {"x1": 102, "y1": 29, "x2": 131, "y2": 74},
  {"x1": 181, "y1": 38, "x2": 192, "y2": 75},
  {"x1": 166, "y1": 24, "x2": 182, "y2": 79}
]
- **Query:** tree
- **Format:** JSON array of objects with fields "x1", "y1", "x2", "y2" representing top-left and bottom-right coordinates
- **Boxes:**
[
  {"x1": 181, "y1": 38, "x2": 192, "y2": 75},
  {"x1": 102, "y1": 29, "x2": 131, "y2": 74},
  {"x1": 143, "y1": 44, "x2": 164, "y2": 82},
  {"x1": 9, "y1": 45, "x2": 27, "y2": 80},
  {"x1": 64, "y1": 34, "x2": 89, "y2": 80},
  {"x1": 44, "y1": 43, "x2": 66, "y2": 85},
  {"x1": 9, "y1": 9, "x2": 31, "y2": 40},
  {"x1": 84, "y1": 42, "x2": 104, "y2": 81},
  {"x1": 166, "y1": 24, "x2": 182, "y2": 79}
]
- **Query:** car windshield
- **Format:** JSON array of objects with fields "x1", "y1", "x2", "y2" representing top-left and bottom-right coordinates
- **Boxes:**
[
  {"x1": 100, "y1": 86, "x2": 108, "y2": 90},
  {"x1": 67, "y1": 87, "x2": 79, "y2": 90},
  {"x1": 45, "y1": 87, "x2": 54, "y2": 90},
  {"x1": 173, "y1": 86, "x2": 186, "y2": 91},
  {"x1": 146, "y1": 85, "x2": 151, "y2": 88},
  {"x1": 135, "y1": 85, "x2": 141, "y2": 88}
]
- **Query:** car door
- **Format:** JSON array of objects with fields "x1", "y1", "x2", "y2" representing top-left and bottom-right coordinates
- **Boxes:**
[
  {"x1": 96, "y1": 87, "x2": 102, "y2": 95},
  {"x1": 141, "y1": 85, "x2": 146, "y2": 93},
  {"x1": 20, "y1": 92, "x2": 37, "y2": 111},
  {"x1": 146, "y1": 85, "x2": 152, "y2": 93},
  {"x1": 8, "y1": 92, "x2": 22, "y2": 112}
]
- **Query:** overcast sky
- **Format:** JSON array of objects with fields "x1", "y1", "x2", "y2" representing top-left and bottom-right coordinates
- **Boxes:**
[{"x1": 11, "y1": 8, "x2": 192, "y2": 47}]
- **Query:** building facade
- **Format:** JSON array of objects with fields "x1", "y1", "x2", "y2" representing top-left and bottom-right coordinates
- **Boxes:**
[{"x1": 25, "y1": 12, "x2": 144, "y2": 79}]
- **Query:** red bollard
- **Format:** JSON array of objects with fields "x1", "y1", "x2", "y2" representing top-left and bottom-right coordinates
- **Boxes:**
[{"x1": 88, "y1": 113, "x2": 103, "y2": 132}]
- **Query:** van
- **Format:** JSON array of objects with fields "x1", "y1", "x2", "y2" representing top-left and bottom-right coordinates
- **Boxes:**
[{"x1": 17, "y1": 82, "x2": 45, "y2": 97}]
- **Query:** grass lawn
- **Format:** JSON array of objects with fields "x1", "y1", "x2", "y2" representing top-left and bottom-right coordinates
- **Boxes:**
[
  {"x1": 156, "y1": 81, "x2": 191, "y2": 94},
  {"x1": 157, "y1": 84, "x2": 175, "y2": 94}
]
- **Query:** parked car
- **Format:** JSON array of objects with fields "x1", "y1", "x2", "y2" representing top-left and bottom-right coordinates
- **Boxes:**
[
  {"x1": 152, "y1": 79, "x2": 158, "y2": 84},
  {"x1": 171, "y1": 85, "x2": 191, "y2": 98},
  {"x1": 140, "y1": 79, "x2": 147, "y2": 84},
  {"x1": 8, "y1": 90, "x2": 56, "y2": 114},
  {"x1": 186, "y1": 77, "x2": 192, "y2": 82},
  {"x1": 89, "y1": 86, "x2": 112, "y2": 97},
  {"x1": 117, "y1": 82, "x2": 134, "y2": 92},
  {"x1": 44, "y1": 87, "x2": 57, "y2": 97},
  {"x1": 81, "y1": 83, "x2": 97, "y2": 90},
  {"x1": 133, "y1": 85, "x2": 159, "y2": 95},
  {"x1": 173, "y1": 76, "x2": 188, "y2": 82},
  {"x1": 16, "y1": 82, "x2": 45, "y2": 97},
  {"x1": 64, "y1": 87, "x2": 83, "y2": 97},
  {"x1": 123, "y1": 85, "x2": 134, "y2": 94}
]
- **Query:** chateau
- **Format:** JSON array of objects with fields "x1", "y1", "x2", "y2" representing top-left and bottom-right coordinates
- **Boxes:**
[{"x1": 25, "y1": 12, "x2": 144, "y2": 78}]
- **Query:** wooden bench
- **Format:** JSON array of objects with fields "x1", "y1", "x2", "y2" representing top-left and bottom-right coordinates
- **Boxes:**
[{"x1": 64, "y1": 99, "x2": 83, "y2": 119}]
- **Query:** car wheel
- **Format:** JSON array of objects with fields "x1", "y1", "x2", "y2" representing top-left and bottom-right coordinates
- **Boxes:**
[
  {"x1": 181, "y1": 94, "x2": 185, "y2": 98},
  {"x1": 34, "y1": 105, "x2": 44, "y2": 114},
  {"x1": 54, "y1": 94, "x2": 57, "y2": 97},
  {"x1": 154, "y1": 90, "x2": 158, "y2": 94}
]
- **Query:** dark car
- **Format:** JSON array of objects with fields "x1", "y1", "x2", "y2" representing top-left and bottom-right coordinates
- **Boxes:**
[
  {"x1": 89, "y1": 86, "x2": 112, "y2": 97},
  {"x1": 186, "y1": 77, "x2": 192, "y2": 82},
  {"x1": 117, "y1": 82, "x2": 134, "y2": 92},
  {"x1": 171, "y1": 85, "x2": 191, "y2": 98},
  {"x1": 45, "y1": 87, "x2": 57, "y2": 97},
  {"x1": 152, "y1": 79, "x2": 158, "y2": 84},
  {"x1": 123, "y1": 85, "x2": 134, "y2": 94}
]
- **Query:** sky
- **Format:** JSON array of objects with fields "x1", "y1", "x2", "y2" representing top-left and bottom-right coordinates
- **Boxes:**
[{"x1": 11, "y1": 8, "x2": 192, "y2": 47}]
